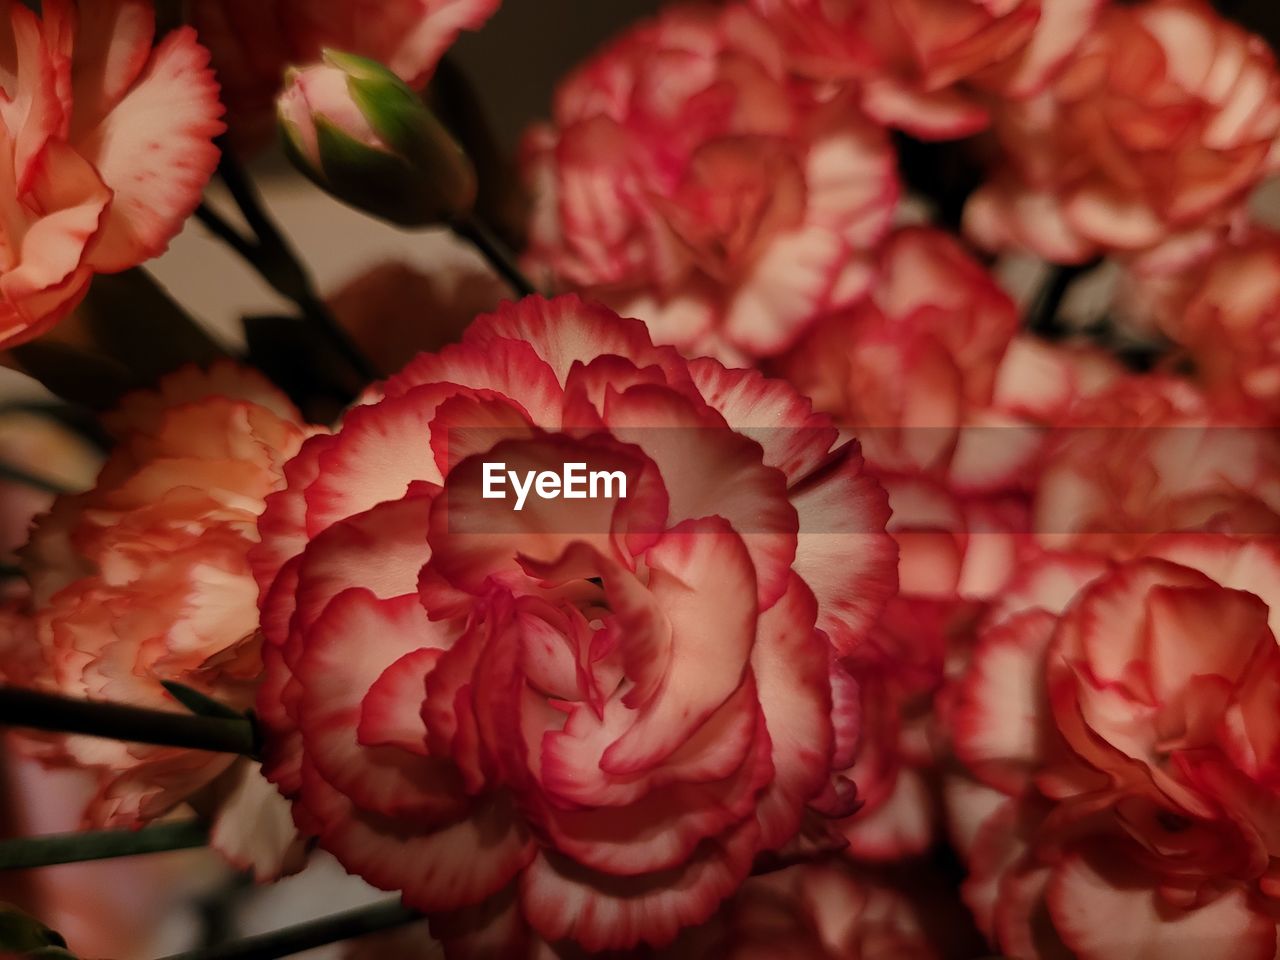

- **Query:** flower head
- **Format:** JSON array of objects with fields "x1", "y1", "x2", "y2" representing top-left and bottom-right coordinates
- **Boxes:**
[
  {"x1": 3, "y1": 364, "x2": 317, "y2": 878},
  {"x1": 778, "y1": 228, "x2": 1124, "y2": 860},
  {"x1": 0, "y1": 0, "x2": 225, "y2": 348},
  {"x1": 522, "y1": 5, "x2": 898, "y2": 362},
  {"x1": 966, "y1": 0, "x2": 1280, "y2": 269},
  {"x1": 949, "y1": 538, "x2": 1280, "y2": 958},
  {"x1": 1121, "y1": 227, "x2": 1280, "y2": 416},
  {"x1": 752, "y1": 0, "x2": 1104, "y2": 139},
  {"x1": 1033, "y1": 374, "x2": 1280, "y2": 557},
  {"x1": 253, "y1": 295, "x2": 897, "y2": 952}
]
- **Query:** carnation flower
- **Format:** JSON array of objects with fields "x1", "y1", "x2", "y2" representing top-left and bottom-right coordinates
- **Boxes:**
[
  {"x1": 191, "y1": 0, "x2": 500, "y2": 149},
  {"x1": 0, "y1": 0, "x2": 225, "y2": 348},
  {"x1": 777, "y1": 228, "x2": 1122, "y2": 859},
  {"x1": 3, "y1": 364, "x2": 317, "y2": 880},
  {"x1": 751, "y1": 0, "x2": 1103, "y2": 139},
  {"x1": 1033, "y1": 373, "x2": 1280, "y2": 557},
  {"x1": 966, "y1": 0, "x2": 1280, "y2": 269},
  {"x1": 949, "y1": 538, "x2": 1280, "y2": 958},
  {"x1": 252, "y1": 294, "x2": 897, "y2": 952},
  {"x1": 521, "y1": 4, "x2": 898, "y2": 362},
  {"x1": 778, "y1": 228, "x2": 1026, "y2": 491},
  {"x1": 1119, "y1": 227, "x2": 1280, "y2": 416}
]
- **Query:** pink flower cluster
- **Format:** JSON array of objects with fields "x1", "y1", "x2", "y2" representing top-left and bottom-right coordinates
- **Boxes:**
[
  {"x1": 2, "y1": 0, "x2": 1280, "y2": 957},
  {"x1": 522, "y1": 3, "x2": 898, "y2": 362}
]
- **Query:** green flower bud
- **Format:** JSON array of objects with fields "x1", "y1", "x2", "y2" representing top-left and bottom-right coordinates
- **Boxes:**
[{"x1": 277, "y1": 50, "x2": 476, "y2": 226}]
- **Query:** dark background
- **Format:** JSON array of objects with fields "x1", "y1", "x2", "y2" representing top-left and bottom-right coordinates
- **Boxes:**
[
  {"x1": 452, "y1": 0, "x2": 662, "y2": 151},
  {"x1": 450, "y1": 0, "x2": 1280, "y2": 153}
]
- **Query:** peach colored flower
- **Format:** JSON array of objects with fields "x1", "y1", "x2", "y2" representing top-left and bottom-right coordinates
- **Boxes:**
[
  {"x1": 752, "y1": 0, "x2": 1103, "y2": 139},
  {"x1": 253, "y1": 295, "x2": 897, "y2": 953},
  {"x1": 191, "y1": 0, "x2": 500, "y2": 150},
  {"x1": 0, "y1": 0, "x2": 225, "y2": 348},
  {"x1": 966, "y1": 0, "x2": 1280, "y2": 269},
  {"x1": 949, "y1": 538, "x2": 1280, "y2": 958},
  {"x1": 522, "y1": 4, "x2": 898, "y2": 362},
  {"x1": 3, "y1": 363, "x2": 317, "y2": 879}
]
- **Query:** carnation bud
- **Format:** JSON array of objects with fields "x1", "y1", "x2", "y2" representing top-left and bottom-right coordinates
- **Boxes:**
[{"x1": 277, "y1": 50, "x2": 477, "y2": 226}]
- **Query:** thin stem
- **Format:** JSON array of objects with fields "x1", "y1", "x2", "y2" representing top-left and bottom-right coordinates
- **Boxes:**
[
  {"x1": 194, "y1": 204, "x2": 260, "y2": 265},
  {"x1": 159, "y1": 900, "x2": 422, "y2": 960},
  {"x1": 452, "y1": 215, "x2": 537, "y2": 297},
  {"x1": 1027, "y1": 260, "x2": 1101, "y2": 339},
  {"x1": 0, "y1": 686, "x2": 258, "y2": 757},
  {"x1": 0, "y1": 821, "x2": 209, "y2": 870},
  {"x1": 207, "y1": 148, "x2": 381, "y2": 383},
  {"x1": 0, "y1": 460, "x2": 71, "y2": 496},
  {"x1": 0, "y1": 401, "x2": 113, "y2": 452}
]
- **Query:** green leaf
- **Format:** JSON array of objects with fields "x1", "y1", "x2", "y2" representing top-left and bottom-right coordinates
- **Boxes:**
[
  {"x1": 242, "y1": 313, "x2": 359, "y2": 422},
  {"x1": 7, "y1": 270, "x2": 231, "y2": 411},
  {"x1": 0, "y1": 903, "x2": 71, "y2": 954},
  {"x1": 77, "y1": 269, "x2": 230, "y2": 380},
  {"x1": 161, "y1": 682, "x2": 245, "y2": 721},
  {"x1": 7, "y1": 340, "x2": 138, "y2": 411}
]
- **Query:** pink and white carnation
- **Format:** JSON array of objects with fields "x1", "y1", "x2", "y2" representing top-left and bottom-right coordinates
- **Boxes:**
[
  {"x1": 1033, "y1": 373, "x2": 1280, "y2": 558},
  {"x1": 521, "y1": 4, "x2": 898, "y2": 362},
  {"x1": 251, "y1": 294, "x2": 898, "y2": 953},
  {"x1": 752, "y1": 0, "x2": 1104, "y2": 140},
  {"x1": 1118, "y1": 226, "x2": 1280, "y2": 418},
  {"x1": 966, "y1": 0, "x2": 1280, "y2": 270},
  {"x1": 949, "y1": 537, "x2": 1280, "y2": 958},
  {"x1": 778, "y1": 227, "x2": 1123, "y2": 859}
]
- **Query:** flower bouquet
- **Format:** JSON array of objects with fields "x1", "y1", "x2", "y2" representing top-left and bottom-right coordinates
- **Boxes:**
[{"x1": 0, "y1": 0, "x2": 1279, "y2": 958}]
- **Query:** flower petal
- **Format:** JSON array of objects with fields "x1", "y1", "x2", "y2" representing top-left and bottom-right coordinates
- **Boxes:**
[{"x1": 79, "y1": 27, "x2": 225, "y2": 272}]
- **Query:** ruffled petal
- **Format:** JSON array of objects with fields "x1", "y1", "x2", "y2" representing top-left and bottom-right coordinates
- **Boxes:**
[{"x1": 79, "y1": 27, "x2": 225, "y2": 272}]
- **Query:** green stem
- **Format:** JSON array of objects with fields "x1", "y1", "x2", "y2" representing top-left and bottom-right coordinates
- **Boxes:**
[
  {"x1": 0, "y1": 686, "x2": 258, "y2": 757},
  {"x1": 0, "y1": 401, "x2": 113, "y2": 452},
  {"x1": 159, "y1": 901, "x2": 422, "y2": 960},
  {"x1": 0, "y1": 821, "x2": 209, "y2": 870},
  {"x1": 451, "y1": 214, "x2": 537, "y2": 297},
  {"x1": 194, "y1": 203, "x2": 260, "y2": 266},
  {"x1": 212, "y1": 151, "x2": 381, "y2": 383},
  {"x1": 0, "y1": 460, "x2": 72, "y2": 496},
  {"x1": 1027, "y1": 260, "x2": 1101, "y2": 340}
]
